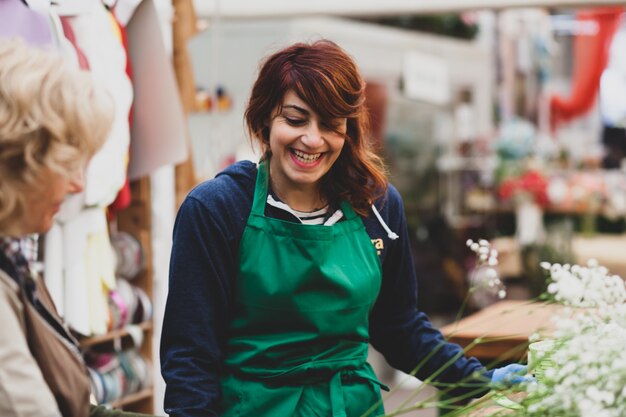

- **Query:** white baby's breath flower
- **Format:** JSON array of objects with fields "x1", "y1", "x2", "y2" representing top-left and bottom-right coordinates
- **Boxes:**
[
  {"x1": 540, "y1": 259, "x2": 626, "y2": 308},
  {"x1": 465, "y1": 238, "x2": 506, "y2": 308},
  {"x1": 547, "y1": 282, "x2": 558, "y2": 294},
  {"x1": 510, "y1": 258, "x2": 626, "y2": 417}
]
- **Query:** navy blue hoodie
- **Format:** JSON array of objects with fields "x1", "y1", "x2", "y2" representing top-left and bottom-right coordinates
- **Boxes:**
[{"x1": 160, "y1": 160, "x2": 491, "y2": 416}]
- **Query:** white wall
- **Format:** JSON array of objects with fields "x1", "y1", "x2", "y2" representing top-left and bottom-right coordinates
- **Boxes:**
[{"x1": 186, "y1": 16, "x2": 493, "y2": 180}]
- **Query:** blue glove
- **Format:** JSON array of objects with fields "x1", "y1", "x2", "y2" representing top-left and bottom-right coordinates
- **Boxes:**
[{"x1": 491, "y1": 364, "x2": 534, "y2": 387}]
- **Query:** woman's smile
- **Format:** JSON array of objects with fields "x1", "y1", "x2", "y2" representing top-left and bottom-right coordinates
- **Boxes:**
[{"x1": 289, "y1": 148, "x2": 323, "y2": 166}]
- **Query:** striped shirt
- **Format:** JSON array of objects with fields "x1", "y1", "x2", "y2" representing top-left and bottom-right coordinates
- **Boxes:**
[{"x1": 266, "y1": 194, "x2": 344, "y2": 226}]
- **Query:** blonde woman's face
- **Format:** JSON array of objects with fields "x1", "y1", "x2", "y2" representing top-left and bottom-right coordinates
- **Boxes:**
[{"x1": 19, "y1": 166, "x2": 85, "y2": 235}]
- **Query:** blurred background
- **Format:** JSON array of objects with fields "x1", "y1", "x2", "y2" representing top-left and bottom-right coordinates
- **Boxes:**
[
  {"x1": 182, "y1": 3, "x2": 626, "y2": 414},
  {"x1": 184, "y1": 0, "x2": 626, "y2": 321},
  {"x1": 4, "y1": 0, "x2": 626, "y2": 415}
]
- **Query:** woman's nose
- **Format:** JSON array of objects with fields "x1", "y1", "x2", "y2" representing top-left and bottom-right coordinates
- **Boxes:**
[
  {"x1": 68, "y1": 168, "x2": 85, "y2": 194},
  {"x1": 301, "y1": 123, "x2": 324, "y2": 148}
]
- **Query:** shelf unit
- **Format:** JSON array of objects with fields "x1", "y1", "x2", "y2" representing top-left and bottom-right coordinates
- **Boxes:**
[
  {"x1": 109, "y1": 388, "x2": 154, "y2": 409},
  {"x1": 78, "y1": 177, "x2": 155, "y2": 414},
  {"x1": 78, "y1": 321, "x2": 153, "y2": 349},
  {"x1": 114, "y1": 177, "x2": 155, "y2": 414}
]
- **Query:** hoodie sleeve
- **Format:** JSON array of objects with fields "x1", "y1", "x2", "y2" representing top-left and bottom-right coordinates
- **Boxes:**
[
  {"x1": 368, "y1": 185, "x2": 491, "y2": 400},
  {"x1": 160, "y1": 162, "x2": 255, "y2": 417}
]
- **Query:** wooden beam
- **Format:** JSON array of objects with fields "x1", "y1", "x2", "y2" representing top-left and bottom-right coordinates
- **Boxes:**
[{"x1": 173, "y1": 0, "x2": 199, "y2": 207}]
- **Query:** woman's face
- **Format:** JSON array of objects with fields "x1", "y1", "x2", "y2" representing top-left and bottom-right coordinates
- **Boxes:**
[
  {"x1": 19, "y1": 165, "x2": 85, "y2": 235},
  {"x1": 268, "y1": 90, "x2": 347, "y2": 204}
]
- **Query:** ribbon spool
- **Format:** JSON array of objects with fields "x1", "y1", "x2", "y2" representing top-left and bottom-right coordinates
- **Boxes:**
[
  {"x1": 108, "y1": 278, "x2": 153, "y2": 328},
  {"x1": 88, "y1": 367, "x2": 105, "y2": 404},
  {"x1": 108, "y1": 289, "x2": 129, "y2": 330},
  {"x1": 87, "y1": 349, "x2": 153, "y2": 405},
  {"x1": 114, "y1": 278, "x2": 138, "y2": 325},
  {"x1": 110, "y1": 231, "x2": 144, "y2": 280},
  {"x1": 132, "y1": 286, "x2": 153, "y2": 324},
  {"x1": 86, "y1": 351, "x2": 119, "y2": 373}
]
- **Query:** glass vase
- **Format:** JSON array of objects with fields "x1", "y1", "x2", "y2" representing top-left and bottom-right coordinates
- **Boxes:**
[{"x1": 516, "y1": 200, "x2": 546, "y2": 246}]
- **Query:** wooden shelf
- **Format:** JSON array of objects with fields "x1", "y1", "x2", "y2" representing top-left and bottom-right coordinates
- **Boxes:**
[
  {"x1": 108, "y1": 388, "x2": 154, "y2": 409},
  {"x1": 78, "y1": 321, "x2": 153, "y2": 349},
  {"x1": 113, "y1": 177, "x2": 155, "y2": 414}
]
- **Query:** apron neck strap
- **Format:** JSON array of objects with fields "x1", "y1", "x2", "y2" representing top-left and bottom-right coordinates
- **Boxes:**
[
  {"x1": 252, "y1": 161, "x2": 359, "y2": 221},
  {"x1": 251, "y1": 161, "x2": 270, "y2": 216}
]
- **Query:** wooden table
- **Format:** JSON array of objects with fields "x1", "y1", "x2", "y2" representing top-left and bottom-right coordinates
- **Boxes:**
[
  {"x1": 465, "y1": 392, "x2": 527, "y2": 417},
  {"x1": 440, "y1": 300, "x2": 560, "y2": 362}
]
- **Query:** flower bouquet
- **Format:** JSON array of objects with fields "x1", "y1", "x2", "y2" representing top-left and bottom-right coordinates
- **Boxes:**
[
  {"x1": 381, "y1": 239, "x2": 626, "y2": 417},
  {"x1": 475, "y1": 259, "x2": 626, "y2": 417}
]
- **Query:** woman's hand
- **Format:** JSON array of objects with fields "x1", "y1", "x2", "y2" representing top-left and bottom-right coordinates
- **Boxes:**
[{"x1": 490, "y1": 363, "x2": 534, "y2": 387}]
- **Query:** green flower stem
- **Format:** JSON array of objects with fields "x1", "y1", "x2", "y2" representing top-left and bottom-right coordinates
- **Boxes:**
[
  {"x1": 377, "y1": 336, "x2": 530, "y2": 416},
  {"x1": 378, "y1": 295, "x2": 553, "y2": 416}
]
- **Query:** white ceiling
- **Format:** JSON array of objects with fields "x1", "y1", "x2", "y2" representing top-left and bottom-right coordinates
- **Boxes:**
[{"x1": 193, "y1": 0, "x2": 625, "y2": 19}]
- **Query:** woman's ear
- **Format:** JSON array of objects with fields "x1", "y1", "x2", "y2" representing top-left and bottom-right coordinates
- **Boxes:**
[{"x1": 262, "y1": 126, "x2": 270, "y2": 141}]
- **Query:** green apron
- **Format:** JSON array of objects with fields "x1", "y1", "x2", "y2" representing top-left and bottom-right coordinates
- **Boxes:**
[{"x1": 220, "y1": 162, "x2": 388, "y2": 417}]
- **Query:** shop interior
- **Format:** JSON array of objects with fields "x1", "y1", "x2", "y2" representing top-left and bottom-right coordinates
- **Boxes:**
[{"x1": 3, "y1": 0, "x2": 626, "y2": 415}]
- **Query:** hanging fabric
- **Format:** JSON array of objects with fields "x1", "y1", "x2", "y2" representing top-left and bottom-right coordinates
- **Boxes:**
[
  {"x1": 66, "y1": 0, "x2": 134, "y2": 207},
  {"x1": 550, "y1": 7, "x2": 624, "y2": 130},
  {"x1": 108, "y1": 10, "x2": 135, "y2": 216},
  {"x1": 0, "y1": 0, "x2": 55, "y2": 47}
]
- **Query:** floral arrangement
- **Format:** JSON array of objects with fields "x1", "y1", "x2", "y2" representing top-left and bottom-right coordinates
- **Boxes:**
[
  {"x1": 383, "y1": 240, "x2": 626, "y2": 417},
  {"x1": 472, "y1": 258, "x2": 626, "y2": 417},
  {"x1": 498, "y1": 169, "x2": 549, "y2": 208},
  {"x1": 518, "y1": 259, "x2": 626, "y2": 417}
]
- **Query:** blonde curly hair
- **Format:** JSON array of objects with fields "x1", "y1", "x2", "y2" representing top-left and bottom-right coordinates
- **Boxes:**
[{"x1": 0, "y1": 38, "x2": 114, "y2": 234}]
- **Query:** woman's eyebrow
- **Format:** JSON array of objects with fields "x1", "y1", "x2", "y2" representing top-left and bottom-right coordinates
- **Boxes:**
[{"x1": 282, "y1": 104, "x2": 309, "y2": 115}]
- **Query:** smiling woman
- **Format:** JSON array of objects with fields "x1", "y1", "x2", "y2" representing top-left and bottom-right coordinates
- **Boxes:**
[
  {"x1": 161, "y1": 39, "x2": 528, "y2": 417},
  {"x1": 244, "y1": 39, "x2": 387, "y2": 216}
]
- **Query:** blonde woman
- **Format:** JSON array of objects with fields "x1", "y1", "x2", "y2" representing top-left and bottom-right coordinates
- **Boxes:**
[{"x1": 0, "y1": 38, "x2": 151, "y2": 417}]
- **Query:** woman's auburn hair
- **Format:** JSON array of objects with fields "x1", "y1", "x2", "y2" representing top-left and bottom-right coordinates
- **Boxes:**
[
  {"x1": 0, "y1": 38, "x2": 114, "y2": 234},
  {"x1": 244, "y1": 39, "x2": 388, "y2": 216}
]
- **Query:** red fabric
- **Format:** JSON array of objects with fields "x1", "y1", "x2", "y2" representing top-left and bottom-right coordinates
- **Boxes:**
[
  {"x1": 108, "y1": 12, "x2": 134, "y2": 217},
  {"x1": 59, "y1": 17, "x2": 90, "y2": 70},
  {"x1": 550, "y1": 7, "x2": 624, "y2": 130}
]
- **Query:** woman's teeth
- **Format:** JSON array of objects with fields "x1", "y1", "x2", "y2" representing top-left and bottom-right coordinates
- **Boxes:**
[{"x1": 292, "y1": 149, "x2": 321, "y2": 163}]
